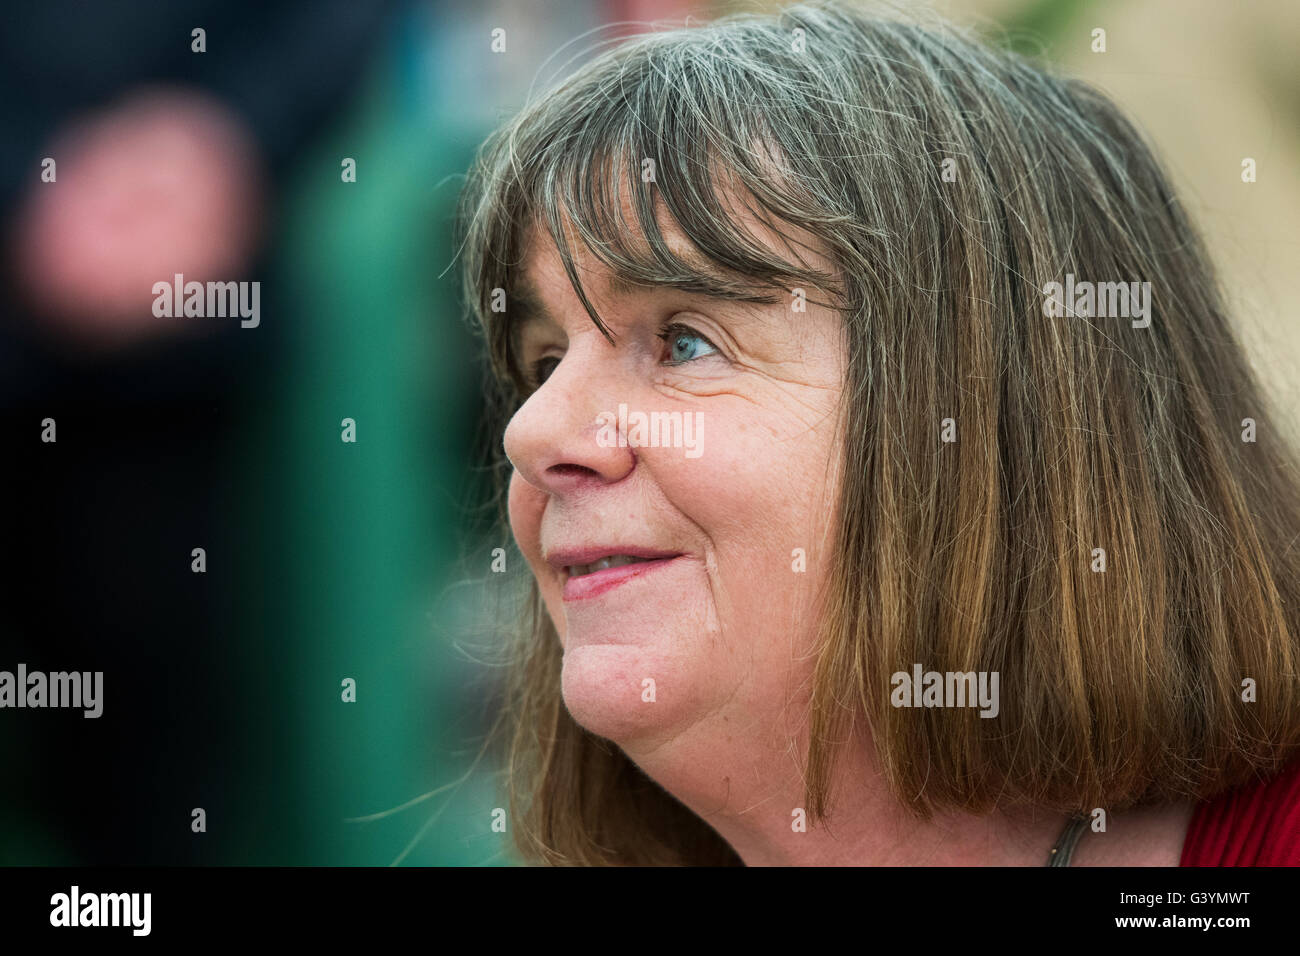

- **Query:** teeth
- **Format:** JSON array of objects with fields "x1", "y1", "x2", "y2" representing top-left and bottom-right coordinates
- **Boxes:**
[{"x1": 568, "y1": 555, "x2": 653, "y2": 577}]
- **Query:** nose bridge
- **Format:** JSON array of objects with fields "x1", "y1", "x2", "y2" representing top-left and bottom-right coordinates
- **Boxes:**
[{"x1": 503, "y1": 334, "x2": 634, "y2": 493}]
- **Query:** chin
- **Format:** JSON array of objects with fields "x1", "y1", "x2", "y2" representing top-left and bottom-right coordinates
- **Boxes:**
[{"x1": 560, "y1": 642, "x2": 690, "y2": 745}]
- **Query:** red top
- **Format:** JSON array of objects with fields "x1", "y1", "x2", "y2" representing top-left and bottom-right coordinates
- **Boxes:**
[{"x1": 1180, "y1": 757, "x2": 1300, "y2": 865}]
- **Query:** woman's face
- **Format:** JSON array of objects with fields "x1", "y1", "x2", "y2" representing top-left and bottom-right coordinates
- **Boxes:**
[{"x1": 503, "y1": 212, "x2": 846, "y2": 763}]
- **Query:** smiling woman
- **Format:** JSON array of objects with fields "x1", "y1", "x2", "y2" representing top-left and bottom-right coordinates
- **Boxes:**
[{"x1": 454, "y1": 0, "x2": 1300, "y2": 866}]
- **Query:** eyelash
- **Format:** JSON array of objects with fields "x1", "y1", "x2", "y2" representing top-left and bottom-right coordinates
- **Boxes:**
[{"x1": 525, "y1": 320, "x2": 721, "y2": 388}]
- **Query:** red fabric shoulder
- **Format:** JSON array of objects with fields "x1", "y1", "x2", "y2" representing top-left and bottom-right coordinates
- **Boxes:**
[{"x1": 1180, "y1": 757, "x2": 1300, "y2": 866}]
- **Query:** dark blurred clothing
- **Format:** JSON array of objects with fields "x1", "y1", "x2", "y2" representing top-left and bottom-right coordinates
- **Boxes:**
[{"x1": 1, "y1": 0, "x2": 398, "y2": 864}]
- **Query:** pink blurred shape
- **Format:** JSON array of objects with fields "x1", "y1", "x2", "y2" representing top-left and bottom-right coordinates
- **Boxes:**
[{"x1": 11, "y1": 86, "x2": 264, "y2": 350}]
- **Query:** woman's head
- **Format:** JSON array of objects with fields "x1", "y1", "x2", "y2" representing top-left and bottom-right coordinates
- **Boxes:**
[{"x1": 457, "y1": 0, "x2": 1300, "y2": 865}]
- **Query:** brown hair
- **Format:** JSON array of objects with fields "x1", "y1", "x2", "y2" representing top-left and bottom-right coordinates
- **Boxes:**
[{"x1": 455, "y1": 0, "x2": 1300, "y2": 864}]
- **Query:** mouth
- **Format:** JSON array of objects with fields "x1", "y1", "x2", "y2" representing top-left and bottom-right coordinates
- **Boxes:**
[{"x1": 546, "y1": 547, "x2": 685, "y2": 602}]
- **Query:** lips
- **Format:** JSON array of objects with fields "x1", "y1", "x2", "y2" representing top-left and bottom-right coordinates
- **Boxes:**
[{"x1": 545, "y1": 546, "x2": 685, "y2": 602}]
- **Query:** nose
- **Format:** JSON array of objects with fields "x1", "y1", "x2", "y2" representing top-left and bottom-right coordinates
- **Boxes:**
[{"x1": 503, "y1": 344, "x2": 635, "y2": 496}]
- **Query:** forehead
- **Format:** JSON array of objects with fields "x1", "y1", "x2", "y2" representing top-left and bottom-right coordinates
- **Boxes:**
[{"x1": 514, "y1": 223, "x2": 640, "y2": 315}]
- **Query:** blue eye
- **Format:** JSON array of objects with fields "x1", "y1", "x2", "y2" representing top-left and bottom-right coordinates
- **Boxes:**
[{"x1": 659, "y1": 323, "x2": 719, "y2": 364}]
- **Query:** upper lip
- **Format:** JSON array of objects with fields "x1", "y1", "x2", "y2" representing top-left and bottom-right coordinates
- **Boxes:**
[{"x1": 545, "y1": 546, "x2": 684, "y2": 573}]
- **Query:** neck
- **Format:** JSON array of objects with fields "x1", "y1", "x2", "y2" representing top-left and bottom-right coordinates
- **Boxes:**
[{"x1": 620, "y1": 713, "x2": 1194, "y2": 866}]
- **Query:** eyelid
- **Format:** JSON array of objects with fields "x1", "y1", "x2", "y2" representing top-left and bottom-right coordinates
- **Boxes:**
[{"x1": 518, "y1": 328, "x2": 566, "y2": 390}]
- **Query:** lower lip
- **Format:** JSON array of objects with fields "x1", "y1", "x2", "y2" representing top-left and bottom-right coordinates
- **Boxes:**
[{"x1": 562, "y1": 556, "x2": 683, "y2": 601}]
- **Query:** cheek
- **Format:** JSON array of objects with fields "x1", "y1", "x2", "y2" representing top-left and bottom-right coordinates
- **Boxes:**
[
  {"x1": 659, "y1": 411, "x2": 837, "y2": 655},
  {"x1": 664, "y1": 409, "x2": 834, "y2": 549}
]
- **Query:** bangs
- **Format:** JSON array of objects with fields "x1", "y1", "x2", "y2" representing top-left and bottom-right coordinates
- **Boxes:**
[{"x1": 458, "y1": 25, "x2": 846, "y2": 396}]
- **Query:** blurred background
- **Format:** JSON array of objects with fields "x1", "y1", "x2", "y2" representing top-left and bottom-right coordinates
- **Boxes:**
[{"x1": 1, "y1": 0, "x2": 1297, "y2": 865}]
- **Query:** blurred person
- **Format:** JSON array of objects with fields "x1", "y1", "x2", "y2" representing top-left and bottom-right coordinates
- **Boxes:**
[
  {"x1": 2, "y1": 0, "x2": 394, "y2": 356},
  {"x1": 10, "y1": 87, "x2": 262, "y2": 348}
]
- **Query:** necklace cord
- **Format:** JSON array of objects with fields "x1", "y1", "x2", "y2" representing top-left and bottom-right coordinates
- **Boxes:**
[{"x1": 1046, "y1": 816, "x2": 1089, "y2": 867}]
